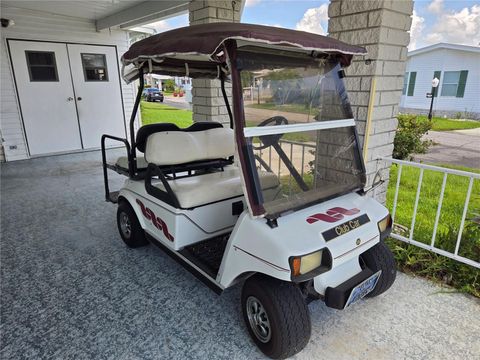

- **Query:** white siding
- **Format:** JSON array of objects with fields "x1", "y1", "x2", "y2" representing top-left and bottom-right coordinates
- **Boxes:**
[
  {"x1": 0, "y1": 6, "x2": 136, "y2": 161},
  {"x1": 400, "y1": 48, "x2": 480, "y2": 116}
]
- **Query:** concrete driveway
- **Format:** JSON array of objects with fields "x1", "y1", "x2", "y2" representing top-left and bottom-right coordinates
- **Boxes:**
[
  {"x1": 414, "y1": 129, "x2": 480, "y2": 168},
  {"x1": 1, "y1": 151, "x2": 479, "y2": 359}
]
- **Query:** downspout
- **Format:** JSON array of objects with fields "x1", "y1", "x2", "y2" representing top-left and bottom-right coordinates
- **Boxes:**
[{"x1": 362, "y1": 77, "x2": 377, "y2": 163}]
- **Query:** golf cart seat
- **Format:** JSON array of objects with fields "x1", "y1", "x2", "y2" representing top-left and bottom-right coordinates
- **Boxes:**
[
  {"x1": 115, "y1": 155, "x2": 148, "y2": 171},
  {"x1": 154, "y1": 166, "x2": 279, "y2": 208},
  {"x1": 144, "y1": 125, "x2": 279, "y2": 208},
  {"x1": 114, "y1": 122, "x2": 225, "y2": 174}
]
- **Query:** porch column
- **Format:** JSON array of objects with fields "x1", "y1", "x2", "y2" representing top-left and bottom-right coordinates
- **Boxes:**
[
  {"x1": 328, "y1": 0, "x2": 413, "y2": 203},
  {"x1": 188, "y1": 0, "x2": 243, "y2": 126}
]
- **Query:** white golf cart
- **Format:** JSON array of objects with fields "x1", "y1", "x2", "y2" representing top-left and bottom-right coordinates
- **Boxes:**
[{"x1": 101, "y1": 23, "x2": 396, "y2": 359}]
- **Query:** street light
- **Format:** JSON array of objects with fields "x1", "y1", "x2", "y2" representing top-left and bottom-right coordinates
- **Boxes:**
[{"x1": 428, "y1": 77, "x2": 440, "y2": 120}]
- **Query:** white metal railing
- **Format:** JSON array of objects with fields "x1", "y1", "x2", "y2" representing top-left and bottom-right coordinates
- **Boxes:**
[
  {"x1": 380, "y1": 157, "x2": 480, "y2": 269},
  {"x1": 257, "y1": 139, "x2": 316, "y2": 178}
]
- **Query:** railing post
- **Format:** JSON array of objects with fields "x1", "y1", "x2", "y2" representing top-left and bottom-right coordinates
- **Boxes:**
[
  {"x1": 391, "y1": 164, "x2": 402, "y2": 221},
  {"x1": 430, "y1": 173, "x2": 448, "y2": 247},
  {"x1": 409, "y1": 168, "x2": 424, "y2": 241},
  {"x1": 454, "y1": 177, "x2": 474, "y2": 256}
]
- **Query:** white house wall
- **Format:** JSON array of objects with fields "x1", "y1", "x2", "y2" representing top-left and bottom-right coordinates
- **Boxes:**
[
  {"x1": 0, "y1": 6, "x2": 136, "y2": 161},
  {"x1": 400, "y1": 48, "x2": 480, "y2": 117}
]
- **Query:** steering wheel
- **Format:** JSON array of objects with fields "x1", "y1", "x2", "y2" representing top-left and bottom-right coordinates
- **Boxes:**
[{"x1": 252, "y1": 116, "x2": 288, "y2": 150}]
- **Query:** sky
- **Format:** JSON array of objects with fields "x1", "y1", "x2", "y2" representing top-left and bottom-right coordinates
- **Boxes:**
[{"x1": 143, "y1": 0, "x2": 480, "y2": 51}]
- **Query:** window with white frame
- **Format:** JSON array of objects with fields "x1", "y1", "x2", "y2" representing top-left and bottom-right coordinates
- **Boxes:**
[
  {"x1": 441, "y1": 71, "x2": 461, "y2": 96},
  {"x1": 402, "y1": 72, "x2": 408, "y2": 95},
  {"x1": 440, "y1": 70, "x2": 469, "y2": 98}
]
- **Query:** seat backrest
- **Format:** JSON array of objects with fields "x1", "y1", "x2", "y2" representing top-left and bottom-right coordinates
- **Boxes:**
[
  {"x1": 145, "y1": 127, "x2": 234, "y2": 166},
  {"x1": 135, "y1": 122, "x2": 224, "y2": 153}
]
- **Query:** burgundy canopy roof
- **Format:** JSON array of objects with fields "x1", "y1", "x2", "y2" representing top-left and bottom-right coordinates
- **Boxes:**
[{"x1": 121, "y1": 23, "x2": 367, "y2": 82}]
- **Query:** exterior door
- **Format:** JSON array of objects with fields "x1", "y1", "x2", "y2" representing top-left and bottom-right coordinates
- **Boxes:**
[
  {"x1": 8, "y1": 40, "x2": 82, "y2": 155},
  {"x1": 67, "y1": 44, "x2": 126, "y2": 149}
]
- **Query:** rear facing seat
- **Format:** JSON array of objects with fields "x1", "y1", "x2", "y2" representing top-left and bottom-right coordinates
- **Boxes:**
[
  {"x1": 143, "y1": 123, "x2": 279, "y2": 208},
  {"x1": 115, "y1": 122, "x2": 224, "y2": 172}
]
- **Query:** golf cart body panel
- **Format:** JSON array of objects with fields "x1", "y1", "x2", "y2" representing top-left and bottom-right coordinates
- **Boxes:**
[
  {"x1": 101, "y1": 23, "x2": 396, "y2": 358},
  {"x1": 118, "y1": 186, "x2": 239, "y2": 249},
  {"x1": 218, "y1": 191, "x2": 388, "y2": 291}
]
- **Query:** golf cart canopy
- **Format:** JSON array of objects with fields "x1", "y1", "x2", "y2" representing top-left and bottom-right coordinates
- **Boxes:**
[{"x1": 121, "y1": 23, "x2": 367, "y2": 82}]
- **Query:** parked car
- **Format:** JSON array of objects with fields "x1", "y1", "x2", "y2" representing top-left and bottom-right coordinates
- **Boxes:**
[{"x1": 143, "y1": 88, "x2": 164, "y2": 102}]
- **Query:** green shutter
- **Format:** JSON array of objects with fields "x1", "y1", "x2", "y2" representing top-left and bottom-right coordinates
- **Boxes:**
[
  {"x1": 456, "y1": 70, "x2": 468, "y2": 98},
  {"x1": 433, "y1": 71, "x2": 441, "y2": 97},
  {"x1": 407, "y1": 71, "x2": 416, "y2": 96}
]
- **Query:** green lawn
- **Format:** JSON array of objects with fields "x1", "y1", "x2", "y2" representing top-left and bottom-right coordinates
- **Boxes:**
[
  {"x1": 140, "y1": 101, "x2": 193, "y2": 127},
  {"x1": 386, "y1": 163, "x2": 480, "y2": 296},
  {"x1": 414, "y1": 115, "x2": 480, "y2": 131},
  {"x1": 139, "y1": 103, "x2": 314, "y2": 143}
]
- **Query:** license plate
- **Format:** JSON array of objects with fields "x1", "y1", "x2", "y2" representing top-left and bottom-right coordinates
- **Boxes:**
[{"x1": 344, "y1": 270, "x2": 381, "y2": 308}]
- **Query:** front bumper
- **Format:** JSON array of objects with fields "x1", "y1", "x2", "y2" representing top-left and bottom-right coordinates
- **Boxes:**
[{"x1": 324, "y1": 267, "x2": 374, "y2": 309}]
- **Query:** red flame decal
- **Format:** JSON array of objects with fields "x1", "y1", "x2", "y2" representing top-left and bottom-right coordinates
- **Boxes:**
[
  {"x1": 136, "y1": 199, "x2": 174, "y2": 241},
  {"x1": 307, "y1": 207, "x2": 360, "y2": 224}
]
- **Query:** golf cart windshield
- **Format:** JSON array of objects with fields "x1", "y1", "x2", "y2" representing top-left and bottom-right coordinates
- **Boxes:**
[{"x1": 237, "y1": 48, "x2": 366, "y2": 218}]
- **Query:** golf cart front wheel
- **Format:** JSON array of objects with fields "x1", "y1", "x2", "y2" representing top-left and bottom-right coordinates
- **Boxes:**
[
  {"x1": 117, "y1": 201, "x2": 148, "y2": 248},
  {"x1": 361, "y1": 241, "x2": 396, "y2": 297},
  {"x1": 241, "y1": 275, "x2": 311, "y2": 359}
]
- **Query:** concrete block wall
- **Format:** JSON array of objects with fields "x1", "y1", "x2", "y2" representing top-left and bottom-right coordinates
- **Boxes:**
[
  {"x1": 189, "y1": 0, "x2": 242, "y2": 126},
  {"x1": 328, "y1": 0, "x2": 413, "y2": 203}
]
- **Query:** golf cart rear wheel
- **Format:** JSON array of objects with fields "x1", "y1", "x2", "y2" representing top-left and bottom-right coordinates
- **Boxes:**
[
  {"x1": 241, "y1": 275, "x2": 311, "y2": 359},
  {"x1": 117, "y1": 201, "x2": 148, "y2": 248},
  {"x1": 361, "y1": 241, "x2": 396, "y2": 297}
]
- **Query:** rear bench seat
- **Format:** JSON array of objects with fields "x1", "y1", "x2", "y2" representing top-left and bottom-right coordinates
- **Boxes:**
[
  {"x1": 115, "y1": 122, "x2": 224, "y2": 172},
  {"x1": 143, "y1": 124, "x2": 279, "y2": 208}
]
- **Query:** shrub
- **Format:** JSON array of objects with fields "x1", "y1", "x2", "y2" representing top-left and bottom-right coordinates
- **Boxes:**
[
  {"x1": 393, "y1": 114, "x2": 432, "y2": 160},
  {"x1": 163, "y1": 79, "x2": 175, "y2": 92}
]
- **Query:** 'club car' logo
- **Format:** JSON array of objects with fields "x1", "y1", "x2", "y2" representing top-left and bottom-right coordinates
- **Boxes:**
[
  {"x1": 136, "y1": 199, "x2": 174, "y2": 241},
  {"x1": 306, "y1": 207, "x2": 360, "y2": 224}
]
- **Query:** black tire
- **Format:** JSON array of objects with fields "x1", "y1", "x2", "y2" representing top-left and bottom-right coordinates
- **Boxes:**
[
  {"x1": 361, "y1": 241, "x2": 396, "y2": 297},
  {"x1": 116, "y1": 201, "x2": 148, "y2": 248},
  {"x1": 241, "y1": 275, "x2": 311, "y2": 359}
]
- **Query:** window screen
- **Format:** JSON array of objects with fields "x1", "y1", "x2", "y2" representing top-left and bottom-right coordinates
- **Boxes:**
[
  {"x1": 25, "y1": 51, "x2": 59, "y2": 82},
  {"x1": 81, "y1": 53, "x2": 108, "y2": 81},
  {"x1": 441, "y1": 71, "x2": 460, "y2": 96},
  {"x1": 402, "y1": 72, "x2": 409, "y2": 95}
]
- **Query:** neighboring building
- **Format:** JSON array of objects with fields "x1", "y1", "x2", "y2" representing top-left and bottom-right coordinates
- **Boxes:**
[{"x1": 400, "y1": 43, "x2": 480, "y2": 119}]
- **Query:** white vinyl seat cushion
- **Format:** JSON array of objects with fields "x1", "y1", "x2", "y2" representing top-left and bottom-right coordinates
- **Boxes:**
[
  {"x1": 116, "y1": 155, "x2": 148, "y2": 170},
  {"x1": 153, "y1": 166, "x2": 279, "y2": 208},
  {"x1": 145, "y1": 127, "x2": 234, "y2": 166}
]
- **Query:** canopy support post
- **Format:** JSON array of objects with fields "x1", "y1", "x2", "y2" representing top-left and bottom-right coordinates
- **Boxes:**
[
  {"x1": 220, "y1": 75, "x2": 233, "y2": 129},
  {"x1": 129, "y1": 69, "x2": 144, "y2": 177}
]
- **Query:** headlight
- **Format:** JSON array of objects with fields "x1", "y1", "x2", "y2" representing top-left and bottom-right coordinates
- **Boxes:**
[
  {"x1": 378, "y1": 214, "x2": 392, "y2": 235},
  {"x1": 291, "y1": 250, "x2": 323, "y2": 277}
]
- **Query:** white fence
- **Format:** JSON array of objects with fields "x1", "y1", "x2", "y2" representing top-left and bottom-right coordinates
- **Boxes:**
[{"x1": 380, "y1": 157, "x2": 479, "y2": 269}]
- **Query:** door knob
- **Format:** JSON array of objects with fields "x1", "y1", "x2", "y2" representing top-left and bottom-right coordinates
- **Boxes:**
[
  {"x1": 77, "y1": 97, "x2": 82, "y2": 101},
  {"x1": 67, "y1": 97, "x2": 74, "y2": 101}
]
